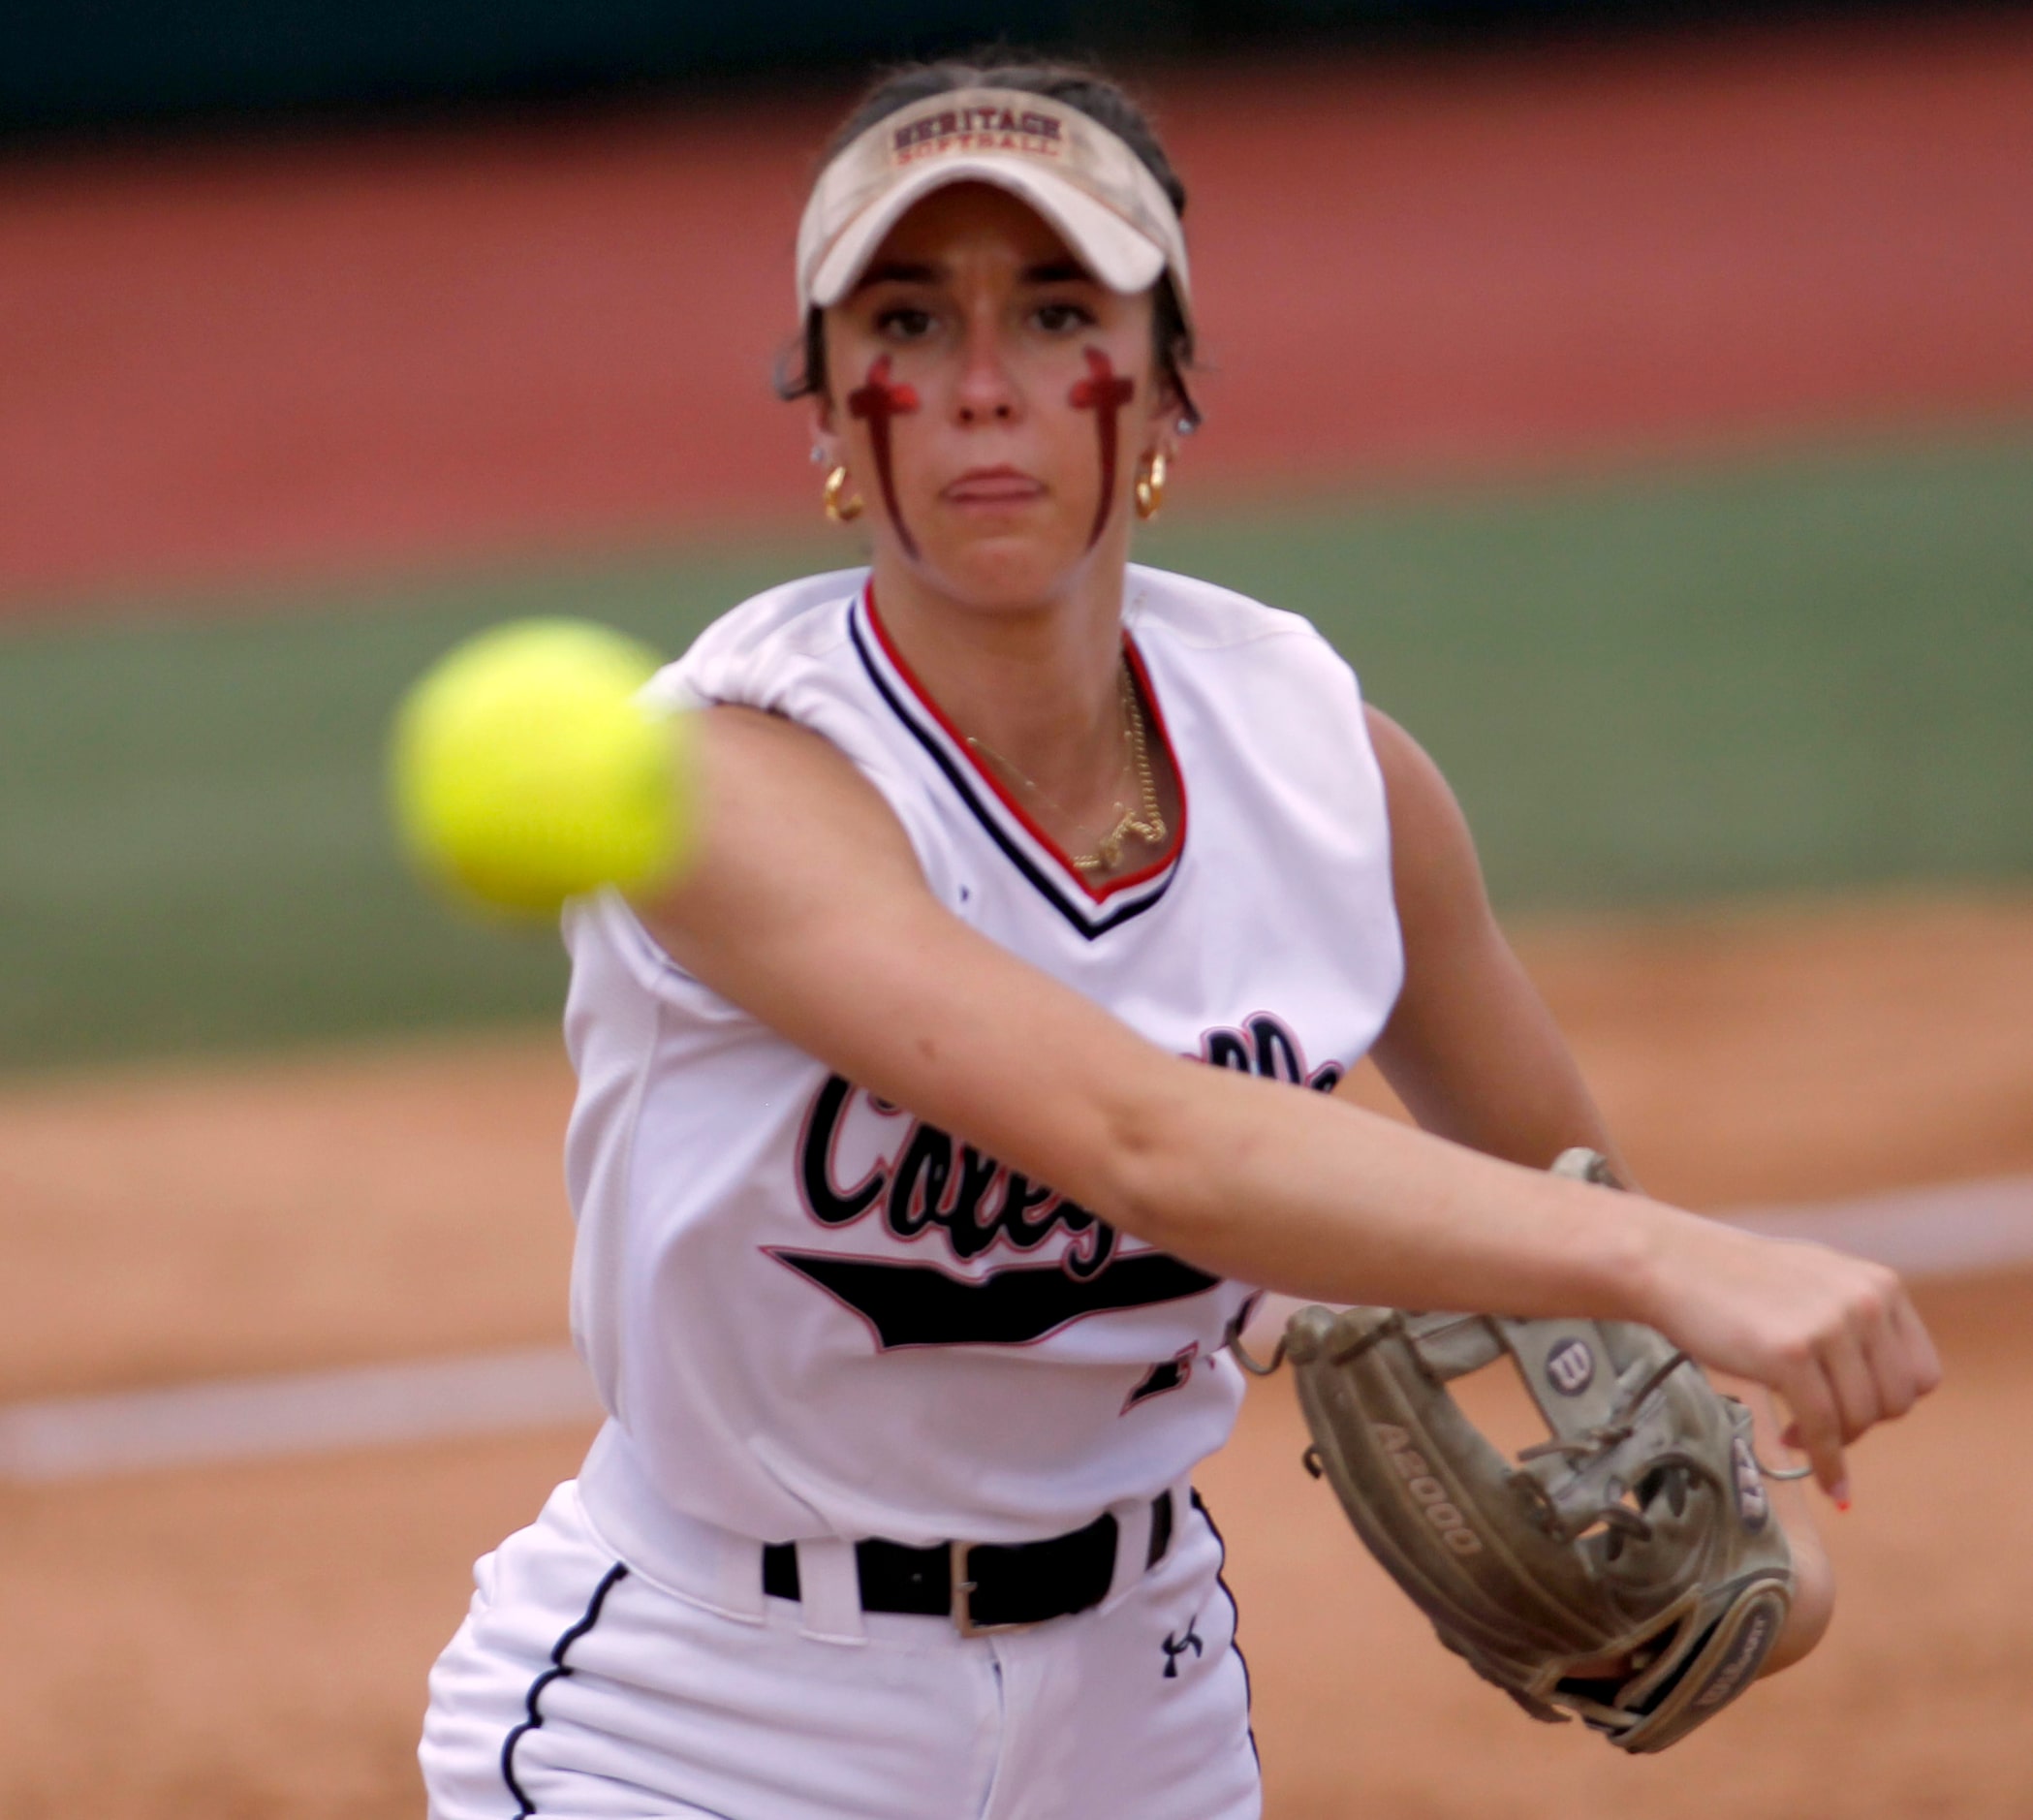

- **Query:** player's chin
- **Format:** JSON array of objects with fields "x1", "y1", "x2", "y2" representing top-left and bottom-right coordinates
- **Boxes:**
[{"x1": 914, "y1": 520, "x2": 1093, "y2": 608}]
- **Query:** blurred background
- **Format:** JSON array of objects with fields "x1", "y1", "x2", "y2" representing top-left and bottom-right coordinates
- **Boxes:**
[{"x1": 2, "y1": 3, "x2": 2029, "y2": 1814}]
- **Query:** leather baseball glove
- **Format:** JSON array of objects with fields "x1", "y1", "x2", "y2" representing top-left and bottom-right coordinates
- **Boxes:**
[{"x1": 1237, "y1": 1149, "x2": 1798, "y2": 1753}]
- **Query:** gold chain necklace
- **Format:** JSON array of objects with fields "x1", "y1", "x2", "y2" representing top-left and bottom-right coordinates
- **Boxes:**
[{"x1": 964, "y1": 663, "x2": 1169, "y2": 875}]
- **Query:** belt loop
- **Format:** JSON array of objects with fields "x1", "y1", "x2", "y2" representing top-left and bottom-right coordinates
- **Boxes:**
[
  {"x1": 794, "y1": 1537, "x2": 867, "y2": 1645},
  {"x1": 710, "y1": 1528, "x2": 768, "y2": 1623},
  {"x1": 1102, "y1": 1494, "x2": 1156, "y2": 1612}
]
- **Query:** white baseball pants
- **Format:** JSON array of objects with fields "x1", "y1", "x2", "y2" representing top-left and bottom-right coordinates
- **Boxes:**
[{"x1": 421, "y1": 1479, "x2": 1261, "y2": 1820}]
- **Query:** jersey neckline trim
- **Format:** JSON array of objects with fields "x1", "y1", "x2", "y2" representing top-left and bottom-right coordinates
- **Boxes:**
[{"x1": 849, "y1": 585, "x2": 1186, "y2": 938}]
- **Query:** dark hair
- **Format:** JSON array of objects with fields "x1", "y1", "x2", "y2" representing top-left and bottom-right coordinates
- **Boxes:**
[{"x1": 776, "y1": 51, "x2": 1202, "y2": 429}]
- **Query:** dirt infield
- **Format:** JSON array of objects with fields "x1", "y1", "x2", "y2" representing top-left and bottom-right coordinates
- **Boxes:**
[
  {"x1": 6, "y1": 11, "x2": 2032, "y2": 608},
  {"x1": 2, "y1": 894, "x2": 2029, "y2": 1816}
]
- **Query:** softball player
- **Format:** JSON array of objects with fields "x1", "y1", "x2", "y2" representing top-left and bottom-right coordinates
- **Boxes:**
[{"x1": 420, "y1": 56, "x2": 1938, "y2": 1818}]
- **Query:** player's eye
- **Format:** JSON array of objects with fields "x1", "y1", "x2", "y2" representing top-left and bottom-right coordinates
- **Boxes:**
[
  {"x1": 1032, "y1": 300, "x2": 1096, "y2": 334},
  {"x1": 874, "y1": 306, "x2": 937, "y2": 342}
]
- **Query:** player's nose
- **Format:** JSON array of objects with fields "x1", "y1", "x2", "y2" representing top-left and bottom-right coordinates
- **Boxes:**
[{"x1": 954, "y1": 311, "x2": 1020, "y2": 424}]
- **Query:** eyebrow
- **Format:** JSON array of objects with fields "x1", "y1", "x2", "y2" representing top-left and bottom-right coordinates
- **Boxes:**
[
  {"x1": 851, "y1": 256, "x2": 1099, "y2": 294},
  {"x1": 853, "y1": 260, "x2": 940, "y2": 292}
]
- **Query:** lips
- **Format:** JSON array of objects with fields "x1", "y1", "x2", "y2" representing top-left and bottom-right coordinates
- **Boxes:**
[{"x1": 943, "y1": 465, "x2": 1046, "y2": 505}]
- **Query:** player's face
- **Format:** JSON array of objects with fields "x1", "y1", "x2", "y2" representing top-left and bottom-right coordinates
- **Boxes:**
[{"x1": 817, "y1": 182, "x2": 1175, "y2": 609}]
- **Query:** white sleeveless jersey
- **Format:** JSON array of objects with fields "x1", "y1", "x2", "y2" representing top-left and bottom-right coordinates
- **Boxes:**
[{"x1": 559, "y1": 564, "x2": 1404, "y2": 1549}]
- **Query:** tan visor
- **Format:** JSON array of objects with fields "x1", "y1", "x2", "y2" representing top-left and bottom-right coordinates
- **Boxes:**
[{"x1": 796, "y1": 86, "x2": 1193, "y2": 329}]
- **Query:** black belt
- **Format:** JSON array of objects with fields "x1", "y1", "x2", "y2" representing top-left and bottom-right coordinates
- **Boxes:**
[{"x1": 762, "y1": 1491, "x2": 1174, "y2": 1635}]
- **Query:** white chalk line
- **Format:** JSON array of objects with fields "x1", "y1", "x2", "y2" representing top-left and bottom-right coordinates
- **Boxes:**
[
  {"x1": 0, "y1": 1344, "x2": 603, "y2": 1486},
  {"x1": 4, "y1": 1176, "x2": 2030, "y2": 1486}
]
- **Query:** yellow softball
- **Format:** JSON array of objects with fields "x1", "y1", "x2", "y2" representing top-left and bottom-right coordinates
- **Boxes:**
[{"x1": 389, "y1": 618, "x2": 695, "y2": 918}]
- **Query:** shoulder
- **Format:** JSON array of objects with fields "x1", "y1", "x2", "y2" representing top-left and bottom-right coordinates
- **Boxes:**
[
  {"x1": 1124, "y1": 563, "x2": 1343, "y2": 662},
  {"x1": 1126, "y1": 565, "x2": 1377, "y2": 765},
  {"x1": 641, "y1": 566, "x2": 966, "y2": 900},
  {"x1": 645, "y1": 567, "x2": 869, "y2": 713}
]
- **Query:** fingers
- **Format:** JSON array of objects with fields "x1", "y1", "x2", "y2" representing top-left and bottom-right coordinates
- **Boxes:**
[
  {"x1": 1840, "y1": 1265, "x2": 1940, "y2": 1432},
  {"x1": 1778, "y1": 1264, "x2": 1942, "y2": 1504},
  {"x1": 1774, "y1": 1356, "x2": 1849, "y2": 1502},
  {"x1": 1650, "y1": 1216, "x2": 1943, "y2": 1506},
  {"x1": 1862, "y1": 1264, "x2": 1936, "y2": 1420},
  {"x1": 1823, "y1": 1269, "x2": 1906, "y2": 1439},
  {"x1": 1892, "y1": 1292, "x2": 1945, "y2": 1399}
]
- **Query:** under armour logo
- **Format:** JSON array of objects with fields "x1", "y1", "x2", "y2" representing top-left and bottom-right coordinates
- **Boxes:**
[{"x1": 1161, "y1": 1619, "x2": 1204, "y2": 1679}]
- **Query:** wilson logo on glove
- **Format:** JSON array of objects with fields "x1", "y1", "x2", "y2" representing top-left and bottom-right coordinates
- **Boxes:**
[{"x1": 1545, "y1": 1337, "x2": 1596, "y2": 1395}]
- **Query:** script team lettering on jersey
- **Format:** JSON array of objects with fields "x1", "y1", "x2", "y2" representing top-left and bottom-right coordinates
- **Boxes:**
[{"x1": 769, "y1": 1014, "x2": 1338, "y2": 1351}]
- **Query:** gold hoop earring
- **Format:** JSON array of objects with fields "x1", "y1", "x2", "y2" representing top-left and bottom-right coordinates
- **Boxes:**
[
  {"x1": 1134, "y1": 451, "x2": 1168, "y2": 522},
  {"x1": 822, "y1": 465, "x2": 864, "y2": 524}
]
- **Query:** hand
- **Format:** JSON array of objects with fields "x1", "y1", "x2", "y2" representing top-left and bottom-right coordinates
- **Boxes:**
[{"x1": 1635, "y1": 1206, "x2": 1942, "y2": 1500}]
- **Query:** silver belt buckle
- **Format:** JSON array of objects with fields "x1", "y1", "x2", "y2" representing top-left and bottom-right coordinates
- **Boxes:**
[{"x1": 950, "y1": 1540, "x2": 1035, "y2": 1638}]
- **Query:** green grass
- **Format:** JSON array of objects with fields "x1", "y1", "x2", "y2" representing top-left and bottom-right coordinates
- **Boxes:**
[
  {"x1": 1143, "y1": 438, "x2": 2033, "y2": 909},
  {"x1": 3, "y1": 436, "x2": 2029, "y2": 1072}
]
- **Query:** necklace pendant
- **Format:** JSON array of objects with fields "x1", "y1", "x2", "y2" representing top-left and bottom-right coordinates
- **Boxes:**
[{"x1": 960, "y1": 655, "x2": 1167, "y2": 881}]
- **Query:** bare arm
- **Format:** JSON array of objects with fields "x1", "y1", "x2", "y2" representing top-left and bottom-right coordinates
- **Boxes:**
[
  {"x1": 635, "y1": 706, "x2": 1937, "y2": 1497},
  {"x1": 1359, "y1": 706, "x2": 1832, "y2": 1665}
]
